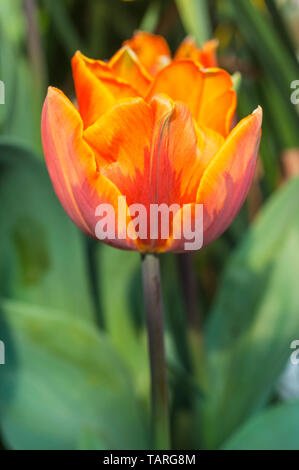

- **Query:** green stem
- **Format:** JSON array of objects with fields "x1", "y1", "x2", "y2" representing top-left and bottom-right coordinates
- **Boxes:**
[
  {"x1": 23, "y1": 0, "x2": 47, "y2": 97},
  {"x1": 176, "y1": 0, "x2": 211, "y2": 44},
  {"x1": 141, "y1": 253, "x2": 170, "y2": 450},
  {"x1": 85, "y1": 238, "x2": 105, "y2": 330}
]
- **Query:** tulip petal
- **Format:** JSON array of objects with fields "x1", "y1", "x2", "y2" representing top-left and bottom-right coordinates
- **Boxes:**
[
  {"x1": 175, "y1": 37, "x2": 218, "y2": 68},
  {"x1": 147, "y1": 61, "x2": 204, "y2": 119},
  {"x1": 84, "y1": 94, "x2": 212, "y2": 208},
  {"x1": 150, "y1": 96, "x2": 224, "y2": 204},
  {"x1": 83, "y1": 97, "x2": 153, "y2": 178},
  {"x1": 149, "y1": 95, "x2": 200, "y2": 205},
  {"x1": 196, "y1": 125, "x2": 225, "y2": 178},
  {"x1": 199, "y1": 69, "x2": 237, "y2": 136},
  {"x1": 41, "y1": 87, "x2": 138, "y2": 250},
  {"x1": 197, "y1": 106, "x2": 263, "y2": 246},
  {"x1": 199, "y1": 39, "x2": 219, "y2": 68},
  {"x1": 109, "y1": 46, "x2": 152, "y2": 96},
  {"x1": 72, "y1": 51, "x2": 138, "y2": 128},
  {"x1": 175, "y1": 36, "x2": 201, "y2": 61},
  {"x1": 83, "y1": 93, "x2": 217, "y2": 252},
  {"x1": 146, "y1": 61, "x2": 236, "y2": 136},
  {"x1": 163, "y1": 203, "x2": 202, "y2": 253},
  {"x1": 123, "y1": 31, "x2": 171, "y2": 75}
]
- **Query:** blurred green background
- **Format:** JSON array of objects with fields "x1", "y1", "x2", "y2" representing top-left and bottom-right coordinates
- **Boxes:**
[{"x1": 1, "y1": 0, "x2": 299, "y2": 450}]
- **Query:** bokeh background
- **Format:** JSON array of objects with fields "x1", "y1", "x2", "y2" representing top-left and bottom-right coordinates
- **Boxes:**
[{"x1": 1, "y1": 0, "x2": 299, "y2": 450}]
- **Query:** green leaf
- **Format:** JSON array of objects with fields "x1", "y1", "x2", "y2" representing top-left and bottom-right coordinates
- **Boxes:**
[
  {"x1": 0, "y1": 298, "x2": 149, "y2": 450},
  {"x1": 0, "y1": 19, "x2": 41, "y2": 153},
  {"x1": 259, "y1": 74, "x2": 299, "y2": 149},
  {"x1": 237, "y1": 79, "x2": 279, "y2": 193},
  {"x1": 175, "y1": 0, "x2": 211, "y2": 45},
  {"x1": 222, "y1": 401, "x2": 299, "y2": 450},
  {"x1": 1, "y1": 59, "x2": 42, "y2": 153},
  {"x1": 78, "y1": 428, "x2": 106, "y2": 450},
  {"x1": 0, "y1": 142, "x2": 95, "y2": 323},
  {"x1": 0, "y1": 0, "x2": 26, "y2": 48},
  {"x1": 139, "y1": 0, "x2": 161, "y2": 32},
  {"x1": 231, "y1": 72, "x2": 242, "y2": 94},
  {"x1": 199, "y1": 178, "x2": 299, "y2": 449},
  {"x1": 228, "y1": 0, "x2": 299, "y2": 118},
  {"x1": 0, "y1": 30, "x2": 17, "y2": 129},
  {"x1": 42, "y1": 0, "x2": 82, "y2": 58}
]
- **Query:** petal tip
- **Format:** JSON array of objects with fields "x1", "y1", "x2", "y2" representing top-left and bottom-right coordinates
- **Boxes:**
[
  {"x1": 46, "y1": 86, "x2": 58, "y2": 103},
  {"x1": 251, "y1": 106, "x2": 263, "y2": 132},
  {"x1": 71, "y1": 50, "x2": 83, "y2": 67},
  {"x1": 46, "y1": 86, "x2": 65, "y2": 106},
  {"x1": 253, "y1": 105, "x2": 263, "y2": 120}
]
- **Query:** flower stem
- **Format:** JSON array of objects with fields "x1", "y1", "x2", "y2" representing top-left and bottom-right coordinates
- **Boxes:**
[
  {"x1": 23, "y1": 0, "x2": 47, "y2": 96},
  {"x1": 141, "y1": 253, "x2": 170, "y2": 450}
]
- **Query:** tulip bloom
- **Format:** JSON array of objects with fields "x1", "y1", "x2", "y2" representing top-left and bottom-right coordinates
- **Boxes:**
[{"x1": 41, "y1": 32, "x2": 262, "y2": 253}]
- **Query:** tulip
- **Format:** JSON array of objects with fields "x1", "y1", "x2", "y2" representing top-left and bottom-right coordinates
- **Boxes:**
[
  {"x1": 41, "y1": 32, "x2": 262, "y2": 450},
  {"x1": 42, "y1": 33, "x2": 262, "y2": 253}
]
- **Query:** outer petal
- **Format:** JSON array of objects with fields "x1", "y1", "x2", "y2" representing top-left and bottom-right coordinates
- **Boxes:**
[
  {"x1": 146, "y1": 61, "x2": 236, "y2": 136},
  {"x1": 41, "y1": 86, "x2": 138, "y2": 250},
  {"x1": 197, "y1": 107, "x2": 263, "y2": 246},
  {"x1": 72, "y1": 51, "x2": 138, "y2": 128},
  {"x1": 196, "y1": 126, "x2": 225, "y2": 176},
  {"x1": 175, "y1": 37, "x2": 218, "y2": 68},
  {"x1": 123, "y1": 31, "x2": 171, "y2": 75}
]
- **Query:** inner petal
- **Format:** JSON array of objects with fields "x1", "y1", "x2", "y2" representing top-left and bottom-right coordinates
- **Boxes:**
[
  {"x1": 72, "y1": 51, "x2": 139, "y2": 128},
  {"x1": 123, "y1": 31, "x2": 171, "y2": 76},
  {"x1": 146, "y1": 60, "x2": 236, "y2": 137},
  {"x1": 109, "y1": 46, "x2": 152, "y2": 96},
  {"x1": 175, "y1": 37, "x2": 218, "y2": 68}
]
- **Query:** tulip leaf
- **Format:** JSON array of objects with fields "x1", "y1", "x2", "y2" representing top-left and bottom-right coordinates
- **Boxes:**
[
  {"x1": 231, "y1": 72, "x2": 242, "y2": 94},
  {"x1": 222, "y1": 401, "x2": 299, "y2": 450},
  {"x1": 0, "y1": 298, "x2": 149, "y2": 449},
  {"x1": 78, "y1": 428, "x2": 106, "y2": 450},
  {"x1": 0, "y1": 27, "x2": 41, "y2": 153},
  {"x1": 199, "y1": 178, "x2": 299, "y2": 449},
  {"x1": 139, "y1": 0, "x2": 161, "y2": 32},
  {"x1": 42, "y1": 0, "x2": 82, "y2": 58},
  {"x1": 228, "y1": 0, "x2": 299, "y2": 118},
  {"x1": 0, "y1": 142, "x2": 95, "y2": 323}
]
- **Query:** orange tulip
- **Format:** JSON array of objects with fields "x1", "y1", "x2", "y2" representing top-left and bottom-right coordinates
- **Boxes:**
[{"x1": 41, "y1": 32, "x2": 262, "y2": 253}]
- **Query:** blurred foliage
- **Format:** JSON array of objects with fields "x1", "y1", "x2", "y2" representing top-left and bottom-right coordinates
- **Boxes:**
[{"x1": 1, "y1": 0, "x2": 299, "y2": 450}]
